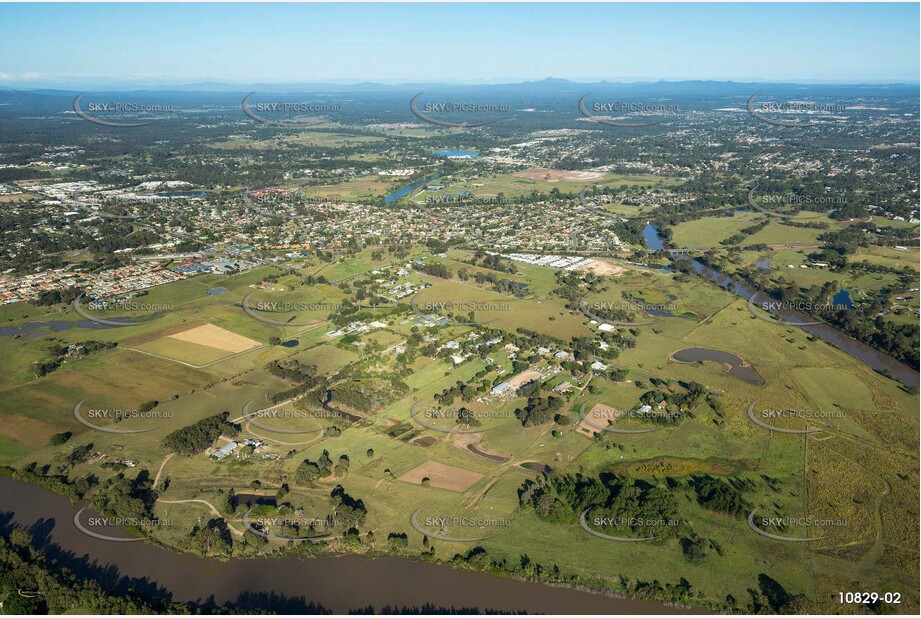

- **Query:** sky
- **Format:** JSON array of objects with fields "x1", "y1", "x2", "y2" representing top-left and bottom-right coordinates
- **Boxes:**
[{"x1": 0, "y1": 2, "x2": 918, "y2": 87}]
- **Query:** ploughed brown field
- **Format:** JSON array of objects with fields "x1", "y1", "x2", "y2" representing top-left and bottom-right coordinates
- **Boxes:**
[
  {"x1": 397, "y1": 459, "x2": 484, "y2": 492},
  {"x1": 166, "y1": 323, "x2": 261, "y2": 353}
]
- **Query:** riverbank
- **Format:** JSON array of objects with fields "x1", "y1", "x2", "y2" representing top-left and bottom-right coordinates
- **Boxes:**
[
  {"x1": 0, "y1": 473, "x2": 703, "y2": 615},
  {"x1": 642, "y1": 224, "x2": 919, "y2": 389}
]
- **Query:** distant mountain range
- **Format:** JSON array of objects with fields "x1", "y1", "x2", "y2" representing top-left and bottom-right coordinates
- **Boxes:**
[{"x1": 0, "y1": 77, "x2": 917, "y2": 97}]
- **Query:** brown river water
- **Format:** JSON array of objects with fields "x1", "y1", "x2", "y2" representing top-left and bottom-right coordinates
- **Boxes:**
[{"x1": 0, "y1": 474, "x2": 699, "y2": 614}]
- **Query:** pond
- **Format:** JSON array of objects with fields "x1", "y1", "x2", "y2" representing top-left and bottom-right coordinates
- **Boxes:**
[
  {"x1": 467, "y1": 443, "x2": 509, "y2": 462},
  {"x1": 432, "y1": 150, "x2": 479, "y2": 158},
  {"x1": 671, "y1": 347, "x2": 765, "y2": 385},
  {"x1": 231, "y1": 492, "x2": 277, "y2": 508},
  {"x1": 833, "y1": 288, "x2": 854, "y2": 309}
]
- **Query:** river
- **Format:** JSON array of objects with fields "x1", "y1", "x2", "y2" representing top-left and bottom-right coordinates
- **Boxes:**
[
  {"x1": 383, "y1": 172, "x2": 441, "y2": 205},
  {"x1": 0, "y1": 474, "x2": 692, "y2": 614},
  {"x1": 0, "y1": 319, "x2": 119, "y2": 338},
  {"x1": 642, "y1": 225, "x2": 919, "y2": 388}
]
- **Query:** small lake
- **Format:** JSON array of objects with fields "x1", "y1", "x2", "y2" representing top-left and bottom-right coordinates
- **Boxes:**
[
  {"x1": 432, "y1": 150, "x2": 479, "y2": 158},
  {"x1": 231, "y1": 493, "x2": 277, "y2": 508},
  {"x1": 671, "y1": 347, "x2": 764, "y2": 385},
  {"x1": 833, "y1": 289, "x2": 854, "y2": 309},
  {"x1": 383, "y1": 172, "x2": 441, "y2": 204},
  {"x1": 206, "y1": 287, "x2": 228, "y2": 295},
  {"x1": 467, "y1": 444, "x2": 509, "y2": 462}
]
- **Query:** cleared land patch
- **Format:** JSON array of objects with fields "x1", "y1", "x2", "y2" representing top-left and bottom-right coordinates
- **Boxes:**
[
  {"x1": 513, "y1": 168, "x2": 604, "y2": 182},
  {"x1": 576, "y1": 403, "x2": 622, "y2": 436},
  {"x1": 577, "y1": 259, "x2": 626, "y2": 276},
  {"x1": 0, "y1": 414, "x2": 60, "y2": 449},
  {"x1": 120, "y1": 320, "x2": 209, "y2": 347},
  {"x1": 397, "y1": 459, "x2": 484, "y2": 492},
  {"x1": 166, "y1": 323, "x2": 262, "y2": 353},
  {"x1": 508, "y1": 370, "x2": 542, "y2": 389}
]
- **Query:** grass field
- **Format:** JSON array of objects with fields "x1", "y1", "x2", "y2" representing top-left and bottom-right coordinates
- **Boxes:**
[
  {"x1": 412, "y1": 171, "x2": 682, "y2": 203},
  {"x1": 298, "y1": 175, "x2": 399, "y2": 201},
  {"x1": 211, "y1": 131, "x2": 384, "y2": 150},
  {"x1": 2, "y1": 246, "x2": 917, "y2": 614}
]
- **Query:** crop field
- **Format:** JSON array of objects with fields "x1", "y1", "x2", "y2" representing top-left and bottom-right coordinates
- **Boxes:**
[
  {"x1": 169, "y1": 323, "x2": 261, "y2": 350},
  {"x1": 396, "y1": 459, "x2": 484, "y2": 491}
]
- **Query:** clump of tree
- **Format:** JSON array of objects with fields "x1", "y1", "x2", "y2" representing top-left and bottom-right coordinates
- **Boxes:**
[
  {"x1": 330, "y1": 377, "x2": 408, "y2": 413},
  {"x1": 680, "y1": 534, "x2": 722, "y2": 563},
  {"x1": 31, "y1": 340, "x2": 118, "y2": 377},
  {"x1": 137, "y1": 400, "x2": 159, "y2": 413},
  {"x1": 93, "y1": 471, "x2": 158, "y2": 530},
  {"x1": 464, "y1": 250, "x2": 516, "y2": 274},
  {"x1": 387, "y1": 532, "x2": 409, "y2": 548},
  {"x1": 412, "y1": 262, "x2": 452, "y2": 279},
  {"x1": 265, "y1": 359, "x2": 327, "y2": 404},
  {"x1": 161, "y1": 411, "x2": 240, "y2": 456},
  {"x1": 518, "y1": 472, "x2": 688, "y2": 541},
  {"x1": 295, "y1": 449, "x2": 352, "y2": 484},
  {"x1": 514, "y1": 393, "x2": 564, "y2": 427},
  {"x1": 471, "y1": 270, "x2": 525, "y2": 296},
  {"x1": 295, "y1": 450, "x2": 332, "y2": 485},
  {"x1": 693, "y1": 476, "x2": 749, "y2": 518},
  {"x1": 434, "y1": 378, "x2": 490, "y2": 405},
  {"x1": 0, "y1": 526, "x2": 237, "y2": 614},
  {"x1": 11, "y1": 462, "x2": 98, "y2": 502},
  {"x1": 456, "y1": 407, "x2": 481, "y2": 428},
  {"x1": 57, "y1": 442, "x2": 94, "y2": 467},
  {"x1": 48, "y1": 432, "x2": 72, "y2": 446},
  {"x1": 189, "y1": 517, "x2": 234, "y2": 557},
  {"x1": 31, "y1": 286, "x2": 83, "y2": 306},
  {"x1": 330, "y1": 484, "x2": 367, "y2": 527}
]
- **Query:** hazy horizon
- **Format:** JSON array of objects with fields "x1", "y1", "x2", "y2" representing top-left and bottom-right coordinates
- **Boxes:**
[
  {"x1": 3, "y1": 76, "x2": 919, "y2": 93},
  {"x1": 2, "y1": 3, "x2": 918, "y2": 88}
]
